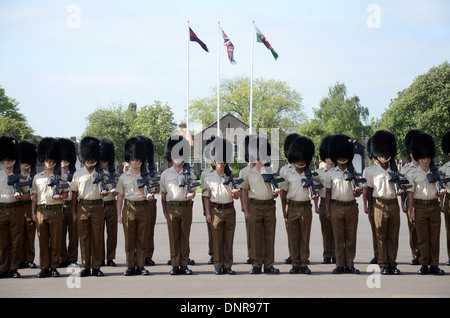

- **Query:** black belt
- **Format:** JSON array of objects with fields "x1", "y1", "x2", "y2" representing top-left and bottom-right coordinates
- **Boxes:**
[
  {"x1": 37, "y1": 204, "x2": 62, "y2": 210},
  {"x1": 287, "y1": 200, "x2": 311, "y2": 207},
  {"x1": 125, "y1": 199, "x2": 147, "y2": 206},
  {"x1": 331, "y1": 199, "x2": 357, "y2": 206},
  {"x1": 167, "y1": 201, "x2": 191, "y2": 206},
  {"x1": 374, "y1": 198, "x2": 398, "y2": 205},
  {"x1": 212, "y1": 202, "x2": 234, "y2": 209},
  {"x1": 0, "y1": 202, "x2": 21, "y2": 209},
  {"x1": 414, "y1": 199, "x2": 439, "y2": 206},
  {"x1": 80, "y1": 199, "x2": 102, "y2": 205}
]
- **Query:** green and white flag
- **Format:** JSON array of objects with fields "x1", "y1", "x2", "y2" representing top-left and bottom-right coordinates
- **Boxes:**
[{"x1": 255, "y1": 25, "x2": 278, "y2": 60}]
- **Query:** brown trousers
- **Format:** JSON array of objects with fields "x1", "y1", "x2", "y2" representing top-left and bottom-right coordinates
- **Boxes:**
[
  {"x1": 166, "y1": 204, "x2": 192, "y2": 267},
  {"x1": 122, "y1": 203, "x2": 150, "y2": 267},
  {"x1": 102, "y1": 201, "x2": 117, "y2": 261},
  {"x1": 330, "y1": 202, "x2": 359, "y2": 268},
  {"x1": 77, "y1": 203, "x2": 104, "y2": 270},
  {"x1": 211, "y1": 206, "x2": 236, "y2": 269},
  {"x1": 21, "y1": 201, "x2": 36, "y2": 263},
  {"x1": 415, "y1": 202, "x2": 441, "y2": 266},
  {"x1": 287, "y1": 204, "x2": 312, "y2": 267},
  {"x1": 249, "y1": 201, "x2": 276, "y2": 268},
  {"x1": 0, "y1": 206, "x2": 24, "y2": 271},
  {"x1": 319, "y1": 199, "x2": 335, "y2": 259},
  {"x1": 373, "y1": 201, "x2": 400, "y2": 267},
  {"x1": 36, "y1": 208, "x2": 62, "y2": 269},
  {"x1": 405, "y1": 202, "x2": 420, "y2": 259},
  {"x1": 61, "y1": 203, "x2": 78, "y2": 263},
  {"x1": 146, "y1": 200, "x2": 157, "y2": 259}
]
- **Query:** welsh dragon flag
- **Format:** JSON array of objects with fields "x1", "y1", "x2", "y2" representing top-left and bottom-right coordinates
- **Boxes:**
[{"x1": 255, "y1": 25, "x2": 278, "y2": 61}]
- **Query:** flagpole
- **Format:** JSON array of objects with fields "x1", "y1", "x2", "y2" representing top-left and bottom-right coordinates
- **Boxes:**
[
  {"x1": 249, "y1": 21, "x2": 255, "y2": 135},
  {"x1": 217, "y1": 21, "x2": 221, "y2": 136},
  {"x1": 186, "y1": 20, "x2": 190, "y2": 141}
]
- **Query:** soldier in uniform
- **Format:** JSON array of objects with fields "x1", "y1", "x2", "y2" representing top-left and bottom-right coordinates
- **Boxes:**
[
  {"x1": 325, "y1": 135, "x2": 362, "y2": 274},
  {"x1": 18, "y1": 140, "x2": 37, "y2": 269},
  {"x1": 0, "y1": 136, "x2": 30, "y2": 278},
  {"x1": 238, "y1": 136, "x2": 255, "y2": 265},
  {"x1": 365, "y1": 130, "x2": 402, "y2": 275},
  {"x1": 71, "y1": 136, "x2": 104, "y2": 277},
  {"x1": 279, "y1": 133, "x2": 299, "y2": 265},
  {"x1": 59, "y1": 138, "x2": 78, "y2": 268},
  {"x1": 316, "y1": 135, "x2": 336, "y2": 264},
  {"x1": 100, "y1": 138, "x2": 118, "y2": 267},
  {"x1": 160, "y1": 135, "x2": 197, "y2": 275},
  {"x1": 440, "y1": 130, "x2": 450, "y2": 266},
  {"x1": 32, "y1": 137, "x2": 69, "y2": 278},
  {"x1": 407, "y1": 132, "x2": 446, "y2": 275},
  {"x1": 203, "y1": 136, "x2": 240, "y2": 275},
  {"x1": 280, "y1": 135, "x2": 317, "y2": 274},
  {"x1": 201, "y1": 135, "x2": 216, "y2": 265},
  {"x1": 242, "y1": 135, "x2": 280, "y2": 274},
  {"x1": 400, "y1": 129, "x2": 423, "y2": 265},
  {"x1": 137, "y1": 135, "x2": 158, "y2": 267},
  {"x1": 362, "y1": 137, "x2": 379, "y2": 265},
  {"x1": 116, "y1": 136, "x2": 155, "y2": 276}
]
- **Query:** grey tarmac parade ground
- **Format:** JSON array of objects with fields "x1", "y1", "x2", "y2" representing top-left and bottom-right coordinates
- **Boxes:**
[{"x1": 0, "y1": 195, "x2": 449, "y2": 299}]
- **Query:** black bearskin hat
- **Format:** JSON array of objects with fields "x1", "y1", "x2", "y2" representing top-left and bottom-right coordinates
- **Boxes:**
[
  {"x1": 319, "y1": 135, "x2": 334, "y2": 162},
  {"x1": 371, "y1": 130, "x2": 397, "y2": 160},
  {"x1": 208, "y1": 136, "x2": 234, "y2": 164},
  {"x1": 137, "y1": 135, "x2": 155, "y2": 169},
  {"x1": 366, "y1": 137, "x2": 374, "y2": 160},
  {"x1": 37, "y1": 137, "x2": 61, "y2": 163},
  {"x1": 404, "y1": 129, "x2": 424, "y2": 155},
  {"x1": 283, "y1": 133, "x2": 299, "y2": 159},
  {"x1": 329, "y1": 134, "x2": 354, "y2": 164},
  {"x1": 165, "y1": 135, "x2": 190, "y2": 163},
  {"x1": 100, "y1": 138, "x2": 115, "y2": 172},
  {"x1": 19, "y1": 140, "x2": 37, "y2": 172},
  {"x1": 203, "y1": 135, "x2": 216, "y2": 164},
  {"x1": 79, "y1": 136, "x2": 101, "y2": 163},
  {"x1": 244, "y1": 134, "x2": 271, "y2": 163},
  {"x1": 0, "y1": 135, "x2": 20, "y2": 162},
  {"x1": 411, "y1": 132, "x2": 435, "y2": 161},
  {"x1": 442, "y1": 129, "x2": 450, "y2": 157},
  {"x1": 287, "y1": 135, "x2": 315, "y2": 166},
  {"x1": 59, "y1": 138, "x2": 77, "y2": 174},
  {"x1": 124, "y1": 136, "x2": 147, "y2": 163}
]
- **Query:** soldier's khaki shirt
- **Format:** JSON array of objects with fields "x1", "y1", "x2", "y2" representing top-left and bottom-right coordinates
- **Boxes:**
[
  {"x1": 407, "y1": 167, "x2": 439, "y2": 200},
  {"x1": 280, "y1": 169, "x2": 311, "y2": 201},
  {"x1": 316, "y1": 166, "x2": 329, "y2": 199},
  {"x1": 160, "y1": 166, "x2": 197, "y2": 202},
  {"x1": 0, "y1": 170, "x2": 30, "y2": 203},
  {"x1": 115, "y1": 170, "x2": 146, "y2": 201},
  {"x1": 400, "y1": 162, "x2": 417, "y2": 178},
  {"x1": 238, "y1": 165, "x2": 252, "y2": 189},
  {"x1": 323, "y1": 166, "x2": 356, "y2": 202},
  {"x1": 279, "y1": 164, "x2": 293, "y2": 179},
  {"x1": 70, "y1": 166, "x2": 101, "y2": 200},
  {"x1": 202, "y1": 171, "x2": 234, "y2": 204},
  {"x1": 200, "y1": 167, "x2": 214, "y2": 194},
  {"x1": 439, "y1": 161, "x2": 450, "y2": 190},
  {"x1": 32, "y1": 171, "x2": 69, "y2": 205},
  {"x1": 242, "y1": 166, "x2": 273, "y2": 200},
  {"x1": 365, "y1": 165, "x2": 397, "y2": 200}
]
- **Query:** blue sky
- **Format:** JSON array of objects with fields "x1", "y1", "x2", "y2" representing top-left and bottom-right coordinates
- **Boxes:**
[{"x1": 0, "y1": 0, "x2": 449, "y2": 139}]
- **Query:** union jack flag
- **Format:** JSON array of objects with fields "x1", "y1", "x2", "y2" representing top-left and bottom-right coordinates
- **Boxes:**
[{"x1": 221, "y1": 28, "x2": 236, "y2": 65}]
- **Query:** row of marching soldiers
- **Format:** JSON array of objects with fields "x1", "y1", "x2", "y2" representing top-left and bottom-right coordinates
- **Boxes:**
[{"x1": 1, "y1": 128, "x2": 449, "y2": 279}]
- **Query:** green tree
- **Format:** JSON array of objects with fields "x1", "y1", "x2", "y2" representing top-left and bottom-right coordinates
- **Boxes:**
[
  {"x1": 298, "y1": 82, "x2": 372, "y2": 160},
  {"x1": 83, "y1": 102, "x2": 136, "y2": 163},
  {"x1": 189, "y1": 77, "x2": 306, "y2": 134},
  {"x1": 0, "y1": 86, "x2": 36, "y2": 142},
  {"x1": 129, "y1": 101, "x2": 177, "y2": 170},
  {"x1": 378, "y1": 61, "x2": 450, "y2": 160}
]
